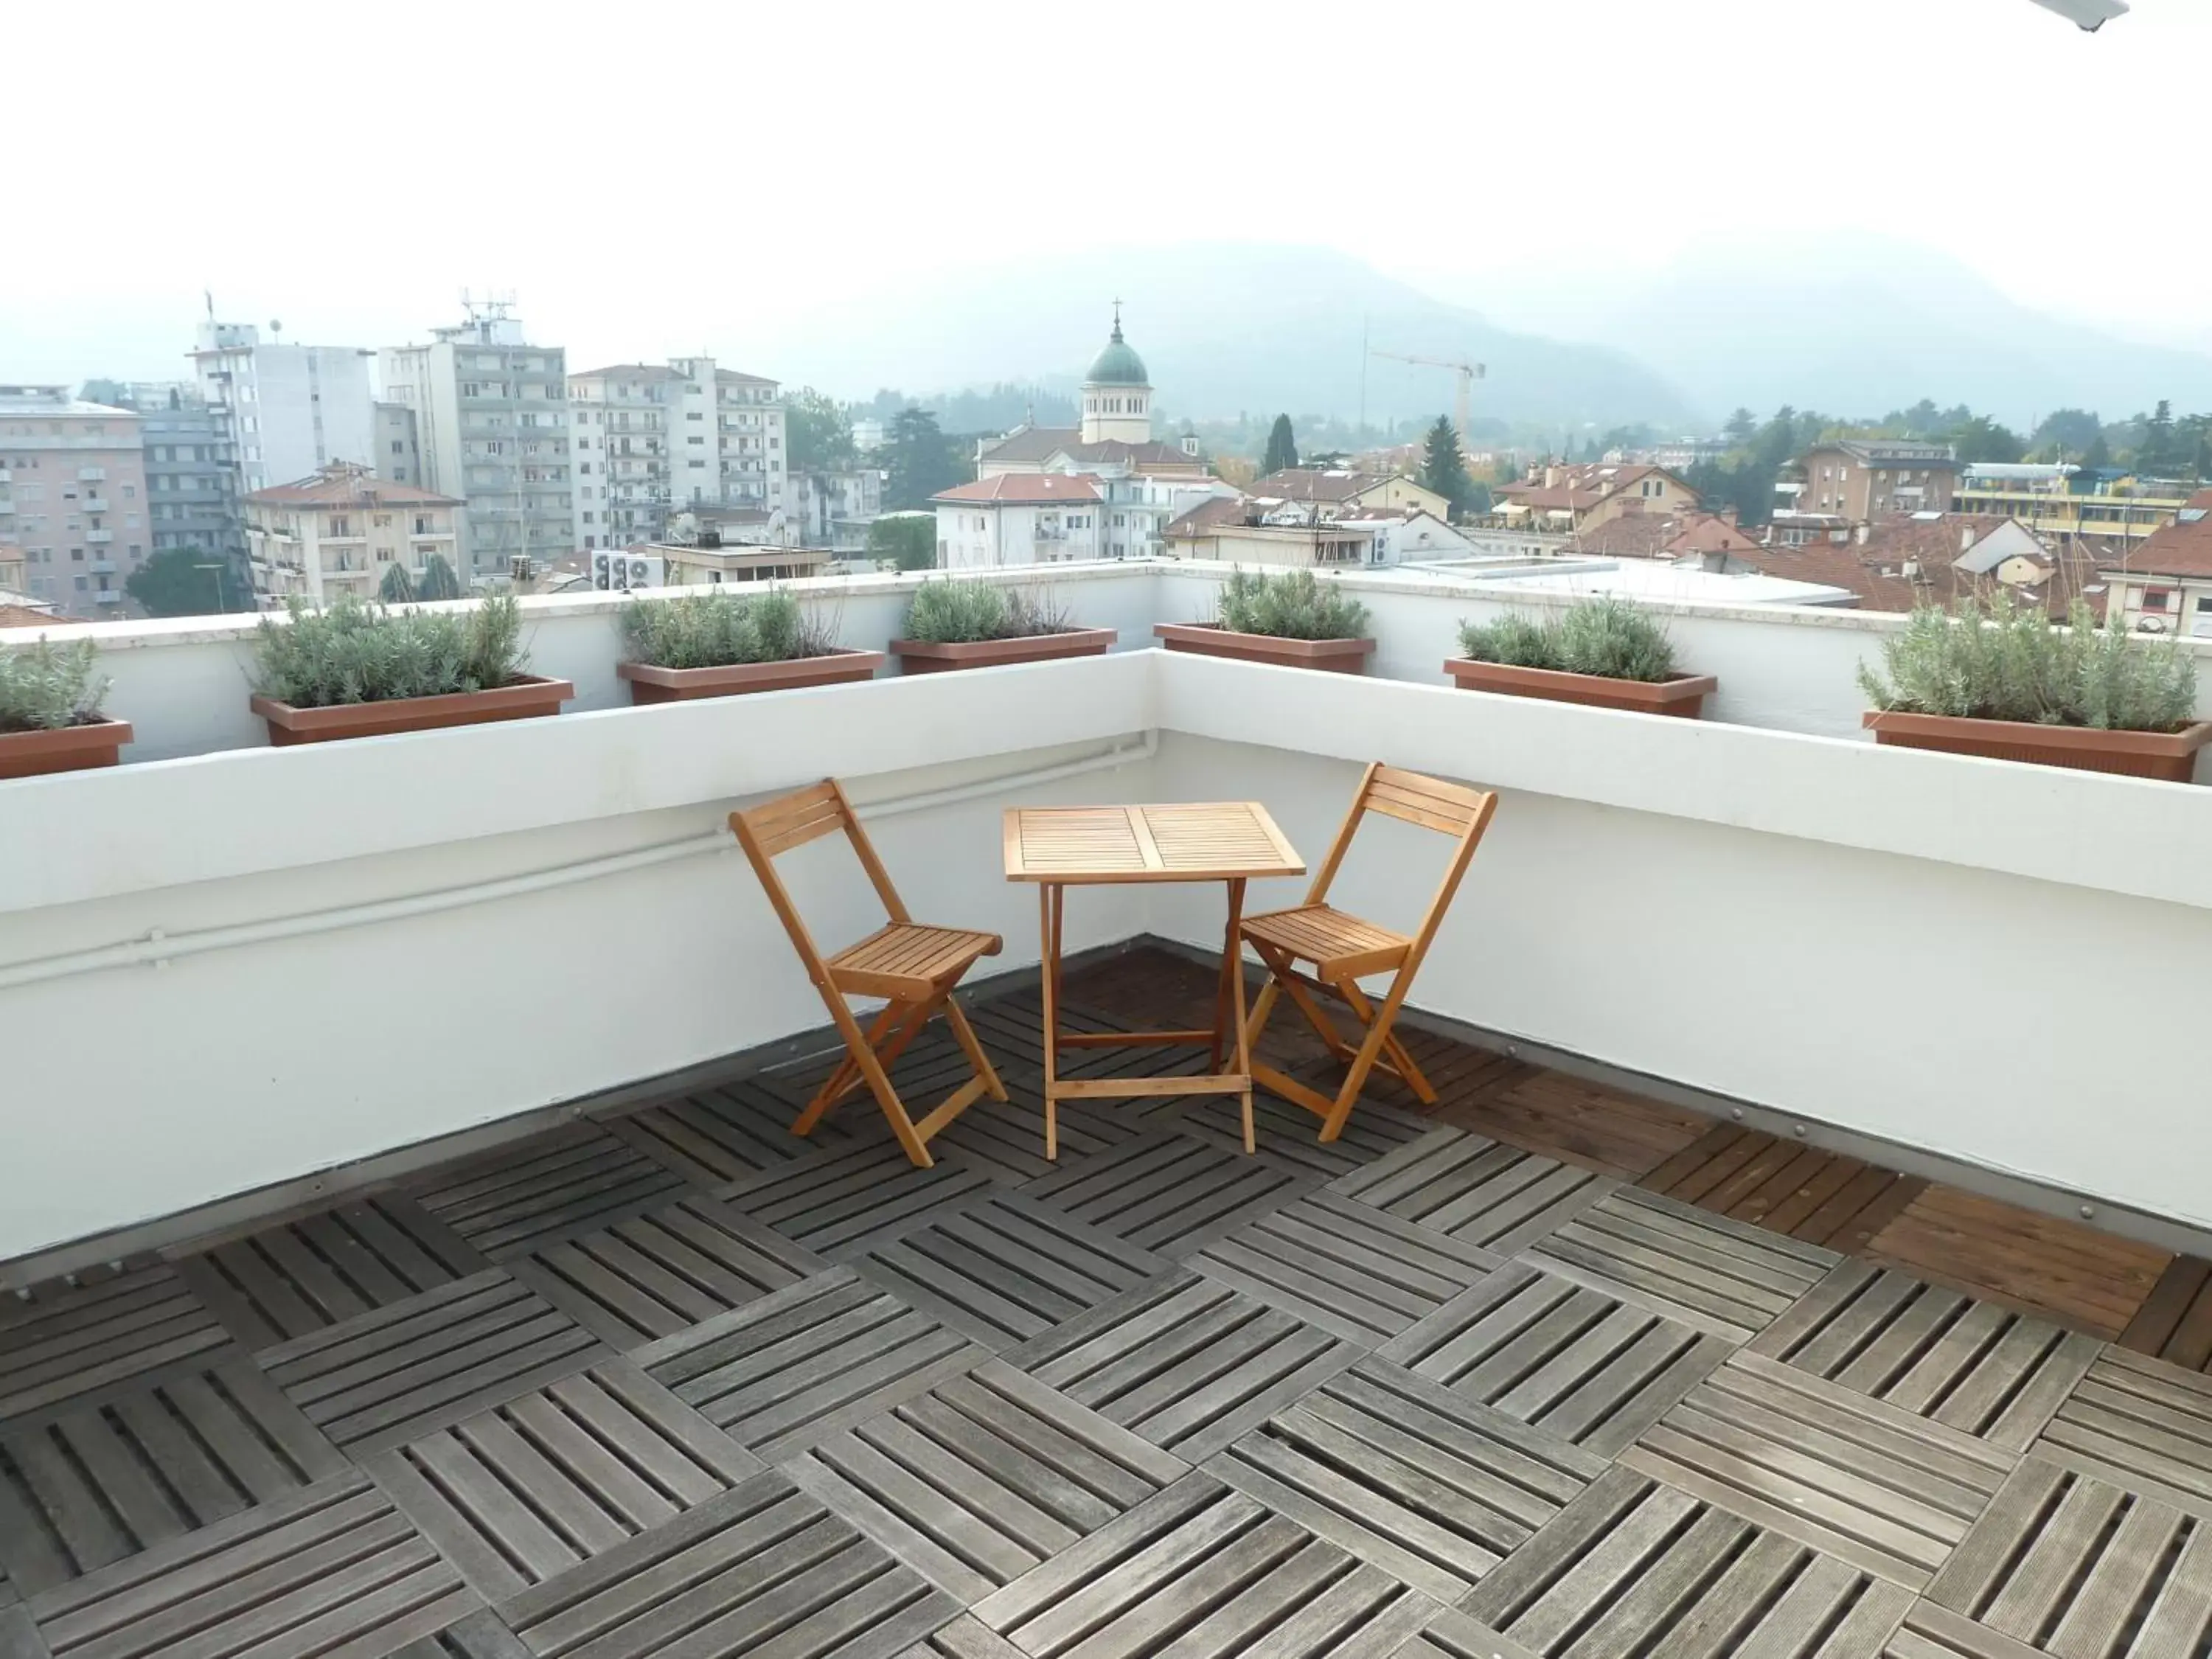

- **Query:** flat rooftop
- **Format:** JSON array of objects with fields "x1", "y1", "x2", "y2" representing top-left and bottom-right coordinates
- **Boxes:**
[{"x1": 4, "y1": 946, "x2": 2208, "y2": 1659}]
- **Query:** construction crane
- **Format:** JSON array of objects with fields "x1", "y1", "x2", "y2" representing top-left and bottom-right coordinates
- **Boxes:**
[{"x1": 1368, "y1": 349, "x2": 1485, "y2": 448}]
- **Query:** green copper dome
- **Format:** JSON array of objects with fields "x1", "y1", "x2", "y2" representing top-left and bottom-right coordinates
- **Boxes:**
[{"x1": 1085, "y1": 308, "x2": 1149, "y2": 386}]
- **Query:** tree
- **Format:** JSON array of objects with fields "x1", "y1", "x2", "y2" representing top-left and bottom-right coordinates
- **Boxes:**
[
  {"x1": 1722, "y1": 408, "x2": 1758, "y2": 447},
  {"x1": 124, "y1": 546, "x2": 252, "y2": 617},
  {"x1": 785, "y1": 387, "x2": 855, "y2": 470},
  {"x1": 1417, "y1": 417, "x2": 1475, "y2": 519},
  {"x1": 378, "y1": 563, "x2": 416, "y2": 604},
  {"x1": 416, "y1": 553, "x2": 462, "y2": 601},
  {"x1": 2137, "y1": 400, "x2": 2190, "y2": 476},
  {"x1": 2031, "y1": 408, "x2": 2103, "y2": 459},
  {"x1": 2082, "y1": 431, "x2": 2112, "y2": 470},
  {"x1": 866, "y1": 514, "x2": 937, "y2": 571},
  {"x1": 1950, "y1": 415, "x2": 2025, "y2": 465},
  {"x1": 1262, "y1": 414, "x2": 1298, "y2": 476},
  {"x1": 882, "y1": 407, "x2": 966, "y2": 510}
]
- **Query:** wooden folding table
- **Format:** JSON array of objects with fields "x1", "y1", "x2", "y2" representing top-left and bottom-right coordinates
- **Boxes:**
[{"x1": 1004, "y1": 802, "x2": 1305, "y2": 1158}]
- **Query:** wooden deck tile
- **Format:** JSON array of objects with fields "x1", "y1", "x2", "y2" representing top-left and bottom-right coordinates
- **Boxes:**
[
  {"x1": 604, "y1": 1080, "x2": 858, "y2": 1184},
  {"x1": 967, "y1": 1471, "x2": 1438, "y2": 1659},
  {"x1": 507, "y1": 1192, "x2": 826, "y2": 1349},
  {"x1": 1433, "y1": 1072, "x2": 1707, "y2": 1180},
  {"x1": 786, "y1": 1359, "x2": 1188, "y2": 1607},
  {"x1": 1640, "y1": 1123, "x2": 1929, "y2": 1251},
  {"x1": 1380, "y1": 1261, "x2": 1732, "y2": 1457},
  {"x1": 894, "y1": 1615, "x2": 1030, "y2": 1659},
  {"x1": 1925, "y1": 1456, "x2": 2212, "y2": 1658},
  {"x1": 2118, "y1": 1253, "x2": 2212, "y2": 1374},
  {"x1": 1208, "y1": 1360, "x2": 1604, "y2": 1604},
  {"x1": 1864, "y1": 1185, "x2": 2172, "y2": 1341},
  {"x1": 1461, "y1": 1464, "x2": 1916, "y2": 1656},
  {"x1": 1189, "y1": 1191, "x2": 1499, "y2": 1349},
  {"x1": 1749, "y1": 1260, "x2": 2099, "y2": 1451},
  {"x1": 1330, "y1": 1130, "x2": 1617, "y2": 1256},
  {"x1": 1177, "y1": 1092, "x2": 1436, "y2": 1180},
  {"x1": 0, "y1": 1266, "x2": 230, "y2": 1427},
  {"x1": 1018, "y1": 1133, "x2": 1316, "y2": 1260},
  {"x1": 262, "y1": 1270, "x2": 608, "y2": 1455},
  {"x1": 1008, "y1": 1271, "x2": 1360, "y2": 1464},
  {"x1": 849, "y1": 1194, "x2": 1168, "y2": 1351},
  {"x1": 410, "y1": 1123, "x2": 692, "y2": 1263},
  {"x1": 1527, "y1": 1188, "x2": 1837, "y2": 1344},
  {"x1": 362, "y1": 1357, "x2": 762, "y2": 1603},
  {"x1": 388, "y1": 1607, "x2": 535, "y2": 1659},
  {"x1": 1620, "y1": 1353, "x2": 2015, "y2": 1590},
  {"x1": 171, "y1": 1196, "x2": 487, "y2": 1351},
  {"x1": 2037, "y1": 1346, "x2": 2212, "y2": 1518},
  {"x1": 633, "y1": 1267, "x2": 987, "y2": 1464},
  {"x1": 722, "y1": 1142, "x2": 998, "y2": 1259},
  {"x1": 498, "y1": 1470, "x2": 956, "y2": 1659},
  {"x1": 0, "y1": 1354, "x2": 349, "y2": 1598},
  {"x1": 24, "y1": 1471, "x2": 479, "y2": 1659}
]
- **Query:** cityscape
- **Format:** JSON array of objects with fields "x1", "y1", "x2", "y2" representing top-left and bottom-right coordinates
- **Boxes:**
[{"x1": 13, "y1": 4, "x2": 2212, "y2": 1659}]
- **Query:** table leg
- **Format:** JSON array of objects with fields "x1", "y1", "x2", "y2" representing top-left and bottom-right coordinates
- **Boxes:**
[
  {"x1": 1223, "y1": 877, "x2": 1253, "y2": 1153},
  {"x1": 1040, "y1": 883, "x2": 1062, "y2": 1161}
]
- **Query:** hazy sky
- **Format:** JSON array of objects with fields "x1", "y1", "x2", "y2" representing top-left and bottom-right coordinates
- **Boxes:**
[{"x1": 6, "y1": 0, "x2": 2205, "y2": 388}]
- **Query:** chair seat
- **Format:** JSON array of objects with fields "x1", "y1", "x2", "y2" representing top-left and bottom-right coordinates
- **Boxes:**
[
  {"x1": 828, "y1": 924, "x2": 1003, "y2": 1000},
  {"x1": 1242, "y1": 904, "x2": 1411, "y2": 981}
]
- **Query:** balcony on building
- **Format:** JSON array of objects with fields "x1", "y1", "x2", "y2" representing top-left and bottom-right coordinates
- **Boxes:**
[
  {"x1": 5, "y1": 560, "x2": 2212, "y2": 1656},
  {"x1": 83, "y1": 528, "x2": 113, "y2": 544}
]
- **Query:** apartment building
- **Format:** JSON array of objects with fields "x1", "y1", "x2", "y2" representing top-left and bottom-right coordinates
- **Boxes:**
[
  {"x1": 114, "y1": 383, "x2": 243, "y2": 563},
  {"x1": 0, "y1": 386, "x2": 150, "y2": 618},
  {"x1": 189, "y1": 321, "x2": 378, "y2": 497},
  {"x1": 375, "y1": 402, "x2": 422, "y2": 486},
  {"x1": 243, "y1": 462, "x2": 465, "y2": 608},
  {"x1": 1955, "y1": 462, "x2": 2186, "y2": 547},
  {"x1": 933, "y1": 473, "x2": 1104, "y2": 568},
  {"x1": 1495, "y1": 462, "x2": 1698, "y2": 533},
  {"x1": 379, "y1": 306, "x2": 571, "y2": 582},
  {"x1": 2100, "y1": 488, "x2": 2212, "y2": 638},
  {"x1": 568, "y1": 359, "x2": 787, "y2": 551},
  {"x1": 1794, "y1": 439, "x2": 1960, "y2": 522},
  {"x1": 789, "y1": 467, "x2": 883, "y2": 551}
]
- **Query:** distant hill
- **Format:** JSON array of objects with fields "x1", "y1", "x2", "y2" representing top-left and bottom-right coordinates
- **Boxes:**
[
  {"x1": 1557, "y1": 234, "x2": 2212, "y2": 428},
  {"x1": 763, "y1": 243, "x2": 1691, "y2": 433}
]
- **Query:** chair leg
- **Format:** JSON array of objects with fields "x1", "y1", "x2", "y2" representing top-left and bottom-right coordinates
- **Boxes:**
[
  {"x1": 1222, "y1": 878, "x2": 1253, "y2": 1154},
  {"x1": 942, "y1": 992, "x2": 1008, "y2": 1103},
  {"x1": 793, "y1": 1001, "x2": 905, "y2": 1135},
  {"x1": 822, "y1": 996, "x2": 933, "y2": 1166},
  {"x1": 1335, "y1": 978, "x2": 1437, "y2": 1105}
]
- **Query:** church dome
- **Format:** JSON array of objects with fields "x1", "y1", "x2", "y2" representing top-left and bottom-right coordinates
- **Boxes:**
[{"x1": 1085, "y1": 310, "x2": 1149, "y2": 386}]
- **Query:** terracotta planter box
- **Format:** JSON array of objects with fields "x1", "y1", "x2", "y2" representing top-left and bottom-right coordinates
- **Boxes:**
[
  {"x1": 1863, "y1": 709, "x2": 2212, "y2": 782},
  {"x1": 1152, "y1": 622, "x2": 1374, "y2": 673},
  {"x1": 1445, "y1": 658, "x2": 1717, "y2": 717},
  {"x1": 890, "y1": 630, "x2": 1116, "y2": 674},
  {"x1": 0, "y1": 717, "x2": 134, "y2": 780},
  {"x1": 251, "y1": 675, "x2": 574, "y2": 745},
  {"x1": 617, "y1": 650, "x2": 884, "y2": 703}
]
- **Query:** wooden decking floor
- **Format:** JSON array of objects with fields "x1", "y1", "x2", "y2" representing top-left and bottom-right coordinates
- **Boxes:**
[{"x1": 3, "y1": 944, "x2": 2208, "y2": 1659}]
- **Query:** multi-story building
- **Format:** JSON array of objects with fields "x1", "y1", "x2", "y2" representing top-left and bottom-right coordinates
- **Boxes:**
[
  {"x1": 379, "y1": 305, "x2": 571, "y2": 582},
  {"x1": 932, "y1": 473, "x2": 1105, "y2": 568},
  {"x1": 1495, "y1": 461, "x2": 1700, "y2": 534},
  {"x1": 789, "y1": 467, "x2": 883, "y2": 551},
  {"x1": 189, "y1": 321, "x2": 378, "y2": 497},
  {"x1": 115, "y1": 384, "x2": 244, "y2": 565},
  {"x1": 1248, "y1": 468, "x2": 1453, "y2": 523},
  {"x1": 568, "y1": 359, "x2": 787, "y2": 551},
  {"x1": 1953, "y1": 463, "x2": 2187, "y2": 548},
  {"x1": 0, "y1": 386, "x2": 150, "y2": 618},
  {"x1": 1792, "y1": 439, "x2": 1960, "y2": 522},
  {"x1": 375, "y1": 402, "x2": 422, "y2": 486},
  {"x1": 2099, "y1": 488, "x2": 2212, "y2": 638},
  {"x1": 243, "y1": 462, "x2": 466, "y2": 608}
]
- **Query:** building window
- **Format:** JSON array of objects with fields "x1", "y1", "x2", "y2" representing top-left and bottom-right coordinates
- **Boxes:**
[{"x1": 2143, "y1": 588, "x2": 2173, "y2": 612}]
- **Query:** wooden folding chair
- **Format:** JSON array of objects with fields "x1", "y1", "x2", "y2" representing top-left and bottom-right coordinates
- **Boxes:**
[
  {"x1": 1239, "y1": 763, "x2": 1497, "y2": 1142},
  {"x1": 731, "y1": 779, "x2": 1007, "y2": 1166}
]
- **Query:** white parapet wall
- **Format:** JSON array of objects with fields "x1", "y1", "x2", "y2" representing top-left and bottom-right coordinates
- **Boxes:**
[{"x1": 10, "y1": 571, "x2": 2212, "y2": 1262}]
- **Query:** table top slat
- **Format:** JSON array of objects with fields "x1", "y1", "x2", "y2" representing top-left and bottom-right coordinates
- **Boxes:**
[{"x1": 1004, "y1": 803, "x2": 1305, "y2": 884}]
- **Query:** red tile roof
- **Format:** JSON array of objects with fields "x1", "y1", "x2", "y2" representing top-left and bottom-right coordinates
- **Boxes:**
[
  {"x1": 1164, "y1": 494, "x2": 1251, "y2": 536},
  {"x1": 2110, "y1": 489, "x2": 2212, "y2": 577},
  {"x1": 933, "y1": 473, "x2": 1102, "y2": 506}
]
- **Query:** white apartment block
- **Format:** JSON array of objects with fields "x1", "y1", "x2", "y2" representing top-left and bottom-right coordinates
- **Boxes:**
[
  {"x1": 932, "y1": 473, "x2": 1104, "y2": 568},
  {"x1": 243, "y1": 463, "x2": 465, "y2": 608},
  {"x1": 379, "y1": 307, "x2": 571, "y2": 581},
  {"x1": 789, "y1": 467, "x2": 883, "y2": 551},
  {"x1": 189, "y1": 321, "x2": 377, "y2": 496},
  {"x1": 0, "y1": 386, "x2": 150, "y2": 618},
  {"x1": 569, "y1": 358, "x2": 786, "y2": 550}
]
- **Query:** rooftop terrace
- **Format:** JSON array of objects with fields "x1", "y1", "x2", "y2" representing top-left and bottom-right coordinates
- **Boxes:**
[
  {"x1": 7, "y1": 560, "x2": 2212, "y2": 1655},
  {"x1": 5, "y1": 948, "x2": 2212, "y2": 1659}
]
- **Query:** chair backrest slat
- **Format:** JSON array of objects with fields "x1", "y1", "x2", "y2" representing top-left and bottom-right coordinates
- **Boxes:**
[
  {"x1": 741, "y1": 782, "x2": 846, "y2": 858},
  {"x1": 730, "y1": 779, "x2": 913, "y2": 952},
  {"x1": 1306, "y1": 761, "x2": 1496, "y2": 910}
]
